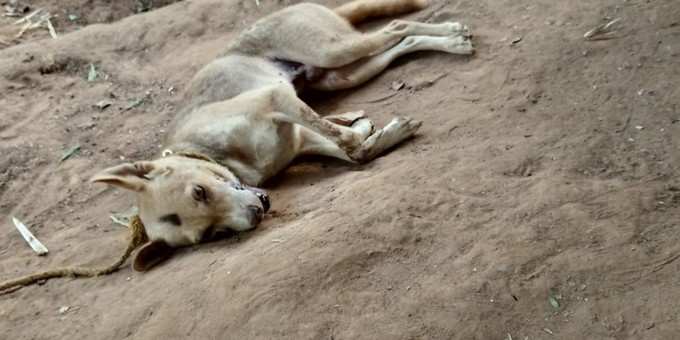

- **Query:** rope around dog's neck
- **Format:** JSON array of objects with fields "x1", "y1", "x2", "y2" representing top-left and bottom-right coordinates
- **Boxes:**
[
  {"x1": 162, "y1": 149, "x2": 220, "y2": 164},
  {"x1": 0, "y1": 215, "x2": 148, "y2": 294}
]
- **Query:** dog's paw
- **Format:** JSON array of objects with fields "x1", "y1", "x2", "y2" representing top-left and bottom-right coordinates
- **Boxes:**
[
  {"x1": 442, "y1": 22, "x2": 471, "y2": 38},
  {"x1": 442, "y1": 36, "x2": 475, "y2": 55},
  {"x1": 386, "y1": 116, "x2": 422, "y2": 138},
  {"x1": 352, "y1": 117, "x2": 375, "y2": 140}
]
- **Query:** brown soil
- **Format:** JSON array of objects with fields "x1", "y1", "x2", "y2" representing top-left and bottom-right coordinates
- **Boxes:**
[
  {"x1": 1, "y1": 0, "x2": 679, "y2": 339},
  {"x1": 1, "y1": 0, "x2": 182, "y2": 47}
]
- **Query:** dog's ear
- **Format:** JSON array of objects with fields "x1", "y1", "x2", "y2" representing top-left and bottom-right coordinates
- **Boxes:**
[
  {"x1": 132, "y1": 240, "x2": 174, "y2": 272},
  {"x1": 90, "y1": 162, "x2": 155, "y2": 192}
]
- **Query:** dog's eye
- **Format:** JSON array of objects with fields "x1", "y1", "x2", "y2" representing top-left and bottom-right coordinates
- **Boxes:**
[{"x1": 192, "y1": 185, "x2": 208, "y2": 202}]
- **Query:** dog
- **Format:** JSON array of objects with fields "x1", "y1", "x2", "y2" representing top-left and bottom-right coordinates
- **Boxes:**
[{"x1": 91, "y1": 0, "x2": 473, "y2": 271}]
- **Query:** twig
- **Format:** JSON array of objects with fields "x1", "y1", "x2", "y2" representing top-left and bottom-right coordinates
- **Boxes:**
[
  {"x1": 584, "y1": 18, "x2": 621, "y2": 41},
  {"x1": 46, "y1": 18, "x2": 57, "y2": 39},
  {"x1": 651, "y1": 252, "x2": 680, "y2": 273},
  {"x1": 11, "y1": 217, "x2": 48, "y2": 256},
  {"x1": 14, "y1": 8, "x2": 43, "y2": 25},
  {"x1": 412, "y1": 72, "x2": 449, "y2": 91},
  {"x1": 14, "y1": 15, "x2": 46, "y2": 39}
]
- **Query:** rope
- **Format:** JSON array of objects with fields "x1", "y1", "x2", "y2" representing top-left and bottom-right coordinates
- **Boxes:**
[{"x1": 0, "y1": 215, "x2": 148, "y2": 294}]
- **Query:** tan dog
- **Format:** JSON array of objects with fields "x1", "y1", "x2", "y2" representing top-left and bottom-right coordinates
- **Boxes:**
[{"x1": 91, "y1": 0, "x2": 473, "y2": 271}]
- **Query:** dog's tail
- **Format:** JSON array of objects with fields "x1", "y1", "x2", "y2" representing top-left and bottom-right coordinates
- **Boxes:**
[{"x1": 334, "y1": 0, "x2": 429, "y2": 25}]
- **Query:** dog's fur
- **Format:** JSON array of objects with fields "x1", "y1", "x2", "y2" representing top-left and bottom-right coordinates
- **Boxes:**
[{"x1": 91, "y1": 0, "x2": 473, "y2": 271}]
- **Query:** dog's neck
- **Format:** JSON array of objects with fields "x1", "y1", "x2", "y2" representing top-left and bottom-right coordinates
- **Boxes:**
[{"x1": 160, "y1": 145, "x2": 264, "y2": 186}]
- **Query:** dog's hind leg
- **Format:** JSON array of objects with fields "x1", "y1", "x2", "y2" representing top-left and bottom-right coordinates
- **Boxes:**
[
  {"x1": 246, "y1": 3, "x2": 468, "y2": 70},
  {"x1": 311, "y1": 34, "x2": 473, "y2": 91},
  {"x1": 306, "y1": 19, "x2": 471, "y2": 68},
  {"x1": 335, "y1": 0, "x2": 429, "y2": 25}
]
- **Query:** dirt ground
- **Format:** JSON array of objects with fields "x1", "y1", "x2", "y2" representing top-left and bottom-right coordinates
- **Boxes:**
[{"x1": 1, "y1": 0, "x2": 679, "y2": 339}]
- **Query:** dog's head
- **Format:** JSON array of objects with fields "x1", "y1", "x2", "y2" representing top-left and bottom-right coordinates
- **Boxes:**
[{"x1": 91, "y1": 156, "x2": 270, "y2": 271}]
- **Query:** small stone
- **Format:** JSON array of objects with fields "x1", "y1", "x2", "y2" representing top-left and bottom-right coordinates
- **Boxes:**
[
  {"x1": 58, "y1": 306, "x2": 70, "y2": 314},
  {"x1": 391, "y1": 81, "x2": 405, "y2": 91},
  {"x1": 94, "y1": 100, "x2": 112, "y2": 111},
  {"x1": 635, "y1": 125, "x2": 644, "y2": 130}
]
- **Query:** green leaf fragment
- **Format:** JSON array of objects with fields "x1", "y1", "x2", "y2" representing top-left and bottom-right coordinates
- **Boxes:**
[
  {"x1": 87, "y1": 64, "x2": 98, "y2": 82},
  {"x1": 60, "y1": 145, "x2": 81, "y2": 163},
  {"x1": 548, "y1": 295, "x2": 560, "y2": 309},
  {"x1": 125, "y1": 98, "x2": 145, "y2": 111}
]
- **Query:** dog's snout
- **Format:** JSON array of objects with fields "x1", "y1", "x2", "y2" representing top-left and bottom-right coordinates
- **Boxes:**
[
  {"x1": 249, "y1": 205, "x2": 264, "y2": 225},
  {"x1": 244, "y1": 184, "x2": 270, "y2": 213},
  {"x1": 256, "y1": 192, "x2": 270, "y2": 212}
]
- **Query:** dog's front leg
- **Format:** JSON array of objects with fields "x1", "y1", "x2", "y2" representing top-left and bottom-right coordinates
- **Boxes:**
[{"x1": 266, "y1": 84, "x2": 420, "y2": 163}]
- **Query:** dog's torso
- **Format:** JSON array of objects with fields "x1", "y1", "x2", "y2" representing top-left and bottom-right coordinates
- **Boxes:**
[
  {"x1": 161, "y1": 4, "x2": 363, "y2": 186},
  {"x1": 165, "y1": 54, "x2": 301, "y2": 185}
]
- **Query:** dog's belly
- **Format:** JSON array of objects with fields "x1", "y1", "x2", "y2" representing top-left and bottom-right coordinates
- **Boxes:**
[{"x1": 271, "y1": 58, "x2": 324, "y2": 90}]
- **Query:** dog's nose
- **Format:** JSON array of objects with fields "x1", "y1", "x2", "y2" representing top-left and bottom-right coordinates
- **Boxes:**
[
  {"x1": 243, "y1": 184, "x2": 270, "y2": 213},
  {"x1": 256, "y1": 192, "x2": 270, "y2": 212}
]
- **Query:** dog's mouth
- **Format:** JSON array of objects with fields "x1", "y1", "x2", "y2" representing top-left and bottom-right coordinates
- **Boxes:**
[
  {"x1": 252, "y1": 189, "x2": 271, "y2": 212},
  {"x1": 245, "y1": 185, "x2": 270, "y2": 212},
  {"x1": 229, "y1": 181, "x2": 271, "y2": 213}
]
